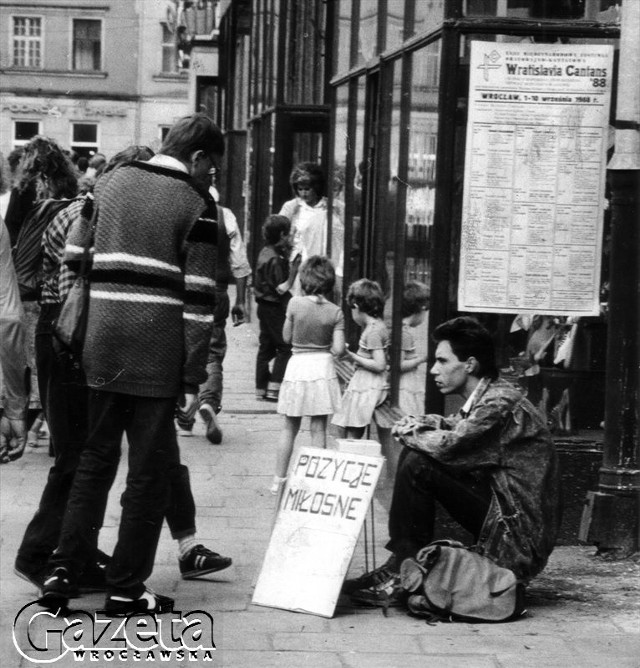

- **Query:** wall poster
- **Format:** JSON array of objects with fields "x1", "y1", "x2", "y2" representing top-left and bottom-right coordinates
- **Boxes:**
[{"x1": 459, "y1": 41, "x2": 614, "y2": 315}]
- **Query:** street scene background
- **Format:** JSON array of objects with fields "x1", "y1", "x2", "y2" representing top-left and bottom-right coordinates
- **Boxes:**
[{"x1": 1, "y1": 294, "x2": 638, "y2": 667}]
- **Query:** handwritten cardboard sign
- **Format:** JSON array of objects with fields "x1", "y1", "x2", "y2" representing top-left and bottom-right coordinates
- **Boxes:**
[{"x1": 252, "y1": 444, "x2": 384, "y2": 617}]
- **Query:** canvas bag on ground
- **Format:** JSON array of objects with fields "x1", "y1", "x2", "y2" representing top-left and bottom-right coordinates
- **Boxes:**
[{"x1": 399, "y1": 540, "x2": 525, "y2": 623}]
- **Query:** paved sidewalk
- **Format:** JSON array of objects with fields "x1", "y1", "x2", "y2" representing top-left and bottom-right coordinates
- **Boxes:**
[{"x1": 1, "y1": 303, "x2": 639, "y2": 667}]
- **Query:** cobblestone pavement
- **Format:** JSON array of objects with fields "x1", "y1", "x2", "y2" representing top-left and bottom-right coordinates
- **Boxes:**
[{"x1": 1, "y1": 300, "x2": 638, "y2": 667}]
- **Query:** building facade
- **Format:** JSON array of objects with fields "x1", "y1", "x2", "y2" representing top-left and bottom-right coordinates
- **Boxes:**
[{"x1": 0, "y1": 0, "x2": 211, "y2": 158}]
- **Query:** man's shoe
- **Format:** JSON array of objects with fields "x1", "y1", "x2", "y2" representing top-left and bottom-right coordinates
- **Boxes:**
[
  {"x1": 199, "y1": 404, "x2": 222, "y2": 444},
  {"x1": 180, "y1": 544, "x2": 232, "y2": 579},
  {"x1": 102, "y1": 589, "x2": 174, "y2": 617},
  {"x1": 264, "y1": 389, "x2": 279, "y2": 402},
  {"x1": 38, "y1": 567, "x2": 77, "y2": 609},
  {"x1": 342, "y1": 558, "x2": 399, "y2": 594},
  {"x1": 349, "y1": 573, "x2": 405, "y2": 609}
]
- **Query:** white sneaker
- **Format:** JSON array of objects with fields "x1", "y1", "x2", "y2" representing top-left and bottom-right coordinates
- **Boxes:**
[{"x1": 199, "y1": 404, "x2": 222, "y2": 444}]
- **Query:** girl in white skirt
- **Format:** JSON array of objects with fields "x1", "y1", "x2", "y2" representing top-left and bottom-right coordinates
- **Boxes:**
[
  {"x1": 271, "y1": 256, "x2": 345, "y2": 494},
  {"x1": 332, "y1": 279, "x2": 391, "y2": 438},
  {"x1": 399, "y1": 280, "x2": 430, "y2": 416}
]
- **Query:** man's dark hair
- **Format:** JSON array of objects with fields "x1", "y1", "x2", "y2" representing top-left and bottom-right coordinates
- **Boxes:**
[
  {"x1": 432, "y1": 316, "x2": 499, "y2": 380},
  {"x1": 77, "y1": 156, "x2": 89, "y2": 173},
  {"x1": 262, "y1": 214, "x2": 291, "y2": 245},
  {"x1": 160, "y1": 113, "x2": 225, "y2": 163}
]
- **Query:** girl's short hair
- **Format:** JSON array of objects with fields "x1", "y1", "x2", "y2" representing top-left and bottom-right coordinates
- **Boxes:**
[
  {"x1": 262, "y1": 214, "x2": 291, "y2": 245},
  {"x1": 402, "y1": 280, "x2": 430, "y2": 318},
  {"x1": 299, "y1": 255, "x2": 335, "y2": 296},
  {"x1": 347, "y1": 278, "x2": 385, "y2": 318}
]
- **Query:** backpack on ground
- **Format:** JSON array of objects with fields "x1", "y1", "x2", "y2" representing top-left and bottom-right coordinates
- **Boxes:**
[
  {"x1": 399, "y1": 540, "x2": 526, "y2": 623},
  {"x1": 12, "y1": 198, "x2": 78, "y2": 300}
]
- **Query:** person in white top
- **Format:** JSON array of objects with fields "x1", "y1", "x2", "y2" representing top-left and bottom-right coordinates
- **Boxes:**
[{"x1": 277, "y1": 162, "x2": 343, "y2": 296}]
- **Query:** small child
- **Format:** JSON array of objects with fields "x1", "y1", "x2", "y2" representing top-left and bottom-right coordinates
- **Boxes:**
[
  {"x1": 332, "y1": 278, "x2": 394, "y2": 439},
  {"x1": 272, "y1": 256, "x2": 345, "y2": 494},
  {"x1": 254, "y1": 215, "x2": 294, "y2": 402},
  {"x1": 398, "y1": 280, "x2": 430, "y2": 416}
]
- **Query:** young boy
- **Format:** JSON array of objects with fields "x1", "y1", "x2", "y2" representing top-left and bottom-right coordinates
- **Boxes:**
[{"x1": 254, "y1": 215, "x2": 293, "y2": 401}]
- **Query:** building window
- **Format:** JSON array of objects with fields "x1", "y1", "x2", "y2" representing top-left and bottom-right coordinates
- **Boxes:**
[
  {"x1": 13, "y1": 120, "x2": 41, "y2": 147},
  {"x1": 161, "y1": 23, "x2": 177, "y2": 73},
  {"x1": 71, "y1": 123, "x2": 98, "y2": 159},
  {"x1": 12, "y1": 16, "x2": 42, "y2": 68},
  {"x1": 160, "y1": 126, "x2": 171, "y2": 142},
  {"x1": 73, "y1": 19, "x2": 102, "y2": 70}
]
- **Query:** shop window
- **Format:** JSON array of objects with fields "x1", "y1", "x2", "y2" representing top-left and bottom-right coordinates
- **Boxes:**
[
  {"x1": 284, "y1": 0, "x2": 325, "y2": 105},
  {"x1": 13, "y1": 120, "x2": 40, "y2": 147},
  {"x1": 196, "y1": 76, "x2": 221, "y2": 121},
  {"x1": 404, "y1": 40, "x2": 440, "y2": 285},
  {"x1": 71, "y1": 123, "x2": 98, "y2": 159},
  {"x1": 12, "y1": 16, "x2": 42, "y2": 68},
  {"x1": 413, "y1": 1, "x2": 446, "y2": 38},
  {"x1": 73, "y1": 19, "x2": 101, "y2": 70},
  {"x1": 335, "y1": 0, "x2": 354, "y2": 74},
  {"x1": 385, "y1": 0, "x2": 406, "y2": 52},
  {"x1": 357, "y1": 0, "x2": 380, "y2": 67}
]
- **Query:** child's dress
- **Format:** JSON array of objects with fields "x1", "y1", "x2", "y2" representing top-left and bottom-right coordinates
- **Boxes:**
[
  {"x1": 277, "y1": 295, "x2": 344, "y2": 416},
  {"x1": 332, "y1": 319, "x2": 393, "y2": 429},
  {"x1": 398, "y1": 323, "x2": 425, "y2": 416}
]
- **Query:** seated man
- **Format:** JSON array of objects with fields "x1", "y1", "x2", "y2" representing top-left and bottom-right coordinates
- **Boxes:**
[{"x1": 347, "y1": 316, "x2": 561, "y2": 606}]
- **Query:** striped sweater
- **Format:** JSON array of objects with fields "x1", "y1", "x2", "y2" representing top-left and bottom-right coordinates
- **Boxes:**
[{"x1": 66, "y1": 161, "x2": 217, "y2": 398}]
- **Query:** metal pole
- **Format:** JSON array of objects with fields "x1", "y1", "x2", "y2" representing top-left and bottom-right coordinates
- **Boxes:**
[{"x1": 581, "y1": 1, "x2": 640, "y2": 556}]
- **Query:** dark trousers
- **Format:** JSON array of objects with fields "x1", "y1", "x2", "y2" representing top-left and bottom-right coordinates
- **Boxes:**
[
  {"x1": 51, "y1": 390, "x2": 180, "y2": 597},
  {"x1": 255, "y1": 300, "x2": 291, "y2": 391},
  {"x1": 166, "y1": 464, "x2": 196, "y2": 539},
  {"x1": 16, "y1": 305, "x2": 89, "y2": 574},
  {"x1": 386, "y1": 448, "x2": 493, "y2": 564},
  {"x1": 199, "y1": 286, "x2": 229, "y2": 412}
]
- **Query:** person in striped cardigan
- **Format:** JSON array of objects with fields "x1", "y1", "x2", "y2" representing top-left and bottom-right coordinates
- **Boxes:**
[{"x1": 39, "y1": 114, "x2": 224, "y2": 616}]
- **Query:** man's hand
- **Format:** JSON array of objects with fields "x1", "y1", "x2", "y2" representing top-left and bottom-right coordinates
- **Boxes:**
[
  {"x1": 392, "y1": 415, "x2": 421, "y2": 438},
  {"x1": 0, "y1": 416, "x2": 27, "y2": 463},
  {"x1": 231, "y1": 304, "x2": 245, "y2": 326}
]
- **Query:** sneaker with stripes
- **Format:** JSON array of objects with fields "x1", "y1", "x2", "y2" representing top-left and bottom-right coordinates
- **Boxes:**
[{"x1": 179, "y1": 544, "x2": 232, "y2": 580}]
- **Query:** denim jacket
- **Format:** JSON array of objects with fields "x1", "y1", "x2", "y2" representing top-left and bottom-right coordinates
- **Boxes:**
[{"x1": 396, "y1": 377, "x2": 561, "y2": 582}]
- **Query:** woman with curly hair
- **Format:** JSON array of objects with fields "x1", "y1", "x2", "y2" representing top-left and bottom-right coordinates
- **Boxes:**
[
  {"x1": 4, "y1": 136, "x2": 78, "y2": 246},
  {"x1": 3, "y1": 137, "x2": 78, "y2": 450}
]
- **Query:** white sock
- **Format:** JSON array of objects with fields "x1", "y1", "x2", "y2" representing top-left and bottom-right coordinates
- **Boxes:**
[{"x1": 178, "y1": 535, "x2": 198, "y2": 560}]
